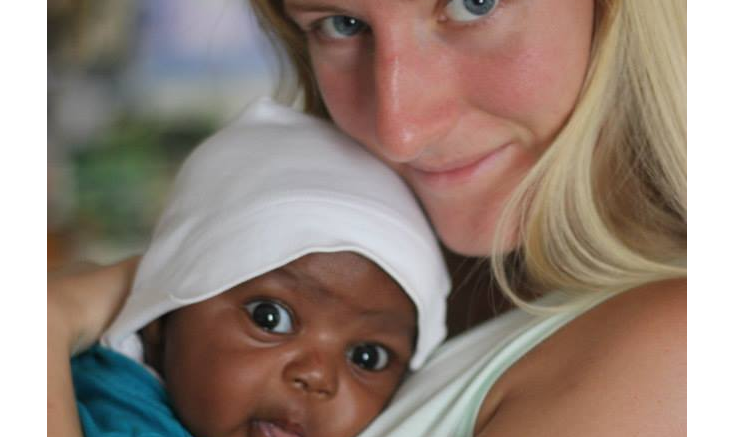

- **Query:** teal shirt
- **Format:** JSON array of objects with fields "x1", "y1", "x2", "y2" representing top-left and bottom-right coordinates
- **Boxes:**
[{"x1": 71, "y1": 344, "x2": 193, "y2": 437}]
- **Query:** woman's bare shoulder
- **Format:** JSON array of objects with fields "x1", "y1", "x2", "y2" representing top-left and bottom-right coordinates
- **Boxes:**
[{"x1": 476, "y1": 278, "x2": 686, "y2": 437}]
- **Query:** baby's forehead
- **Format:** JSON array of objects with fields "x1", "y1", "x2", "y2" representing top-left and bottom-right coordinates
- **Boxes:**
[
  {"x1": 284, "y1": 252, "x2": 399, "y2": 287},
  {"x1": 234, "y1": 251, "x2": 417, "y2": 324}
]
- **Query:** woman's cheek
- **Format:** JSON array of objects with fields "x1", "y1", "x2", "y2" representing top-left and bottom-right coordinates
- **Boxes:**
[
  {"x1": 415, "y1": 148, "x2": 537, "y2": 256},
  {"x1": 459, "y1": 36, "x2": 589, "y2": 150},
  {"x1": 315, "y1": 57, "x2": 378, "y2": 142}
]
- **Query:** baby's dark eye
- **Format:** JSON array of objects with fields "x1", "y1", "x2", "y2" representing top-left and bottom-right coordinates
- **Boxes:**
[
  {"x1": 244, "y1": 300, "x2": 294, "y2": 334},
  {"x1": 347, "y1": 343, "x2": 390, "y2": 371}
]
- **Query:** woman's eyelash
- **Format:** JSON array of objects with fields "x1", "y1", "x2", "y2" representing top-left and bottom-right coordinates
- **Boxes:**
[
  {"x1": 301, "y1": 18, "x2": 321, "y2": 33},
  {"x1": 306, "y1": 16, "x2": 370, "y2": 41},
  {"x1": 298, "y1": 0, "x2": 505, "y2": 44},
  {"x1": 441, "y1": 0, "x2": 504, "y2": 25}
]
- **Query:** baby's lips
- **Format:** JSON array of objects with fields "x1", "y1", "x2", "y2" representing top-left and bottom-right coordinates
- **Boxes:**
[{"x1": 253, "y1": 419, "x2": 306, "y2": 437}]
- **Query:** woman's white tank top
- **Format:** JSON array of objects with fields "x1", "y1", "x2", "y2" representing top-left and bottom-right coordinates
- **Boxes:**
[{"x1": 358, "y1": 292, "x2": 616, "y2": 437}]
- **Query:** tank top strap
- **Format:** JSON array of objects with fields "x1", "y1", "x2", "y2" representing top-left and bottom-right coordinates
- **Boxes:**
[
  {"x1": 356, "y1": 291, "x2": 619, "y2": 437},
  {"x1": 453, "y1": 291, "x2": 619, "y2": 436}
]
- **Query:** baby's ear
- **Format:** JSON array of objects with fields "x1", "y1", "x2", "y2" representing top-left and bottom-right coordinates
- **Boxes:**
[{"x1": 139, "y1": 318, "x2": 165, "y2": 377}]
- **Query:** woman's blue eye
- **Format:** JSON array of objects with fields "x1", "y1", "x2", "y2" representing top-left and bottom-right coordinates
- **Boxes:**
[
  {"x1": 245, "y1": 300, "x2": 294, "y2": 334},
  {"x1": 444, "y1": 0, "x2": 498, "y2": 22},
  {"x1": 318, "y1": 15, "x2": 367, "y2": 39},
  {"x1": 347, "y1": 343, "x2": 390, "y2": 371}
]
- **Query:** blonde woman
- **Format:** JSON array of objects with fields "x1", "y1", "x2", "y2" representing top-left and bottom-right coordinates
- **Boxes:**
[{"x1": 49, "y1": 0, "x2": 686, "y2": 436}]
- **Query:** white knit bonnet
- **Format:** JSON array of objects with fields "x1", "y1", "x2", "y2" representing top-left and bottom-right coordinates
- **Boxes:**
[{"x1": 103, "y1": 98, "x2": 451, "y2": 369}]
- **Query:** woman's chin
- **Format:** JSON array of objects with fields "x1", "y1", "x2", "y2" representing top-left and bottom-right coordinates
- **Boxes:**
[
  {"x1": 429, "y1": 204, "x2": 520, "y2": 257},
  {"x1": 436, "y1": 224, "x2": 518, "y2": 258}
]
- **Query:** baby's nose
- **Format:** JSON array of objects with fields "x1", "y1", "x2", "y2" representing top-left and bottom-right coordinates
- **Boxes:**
[{"x1": 282, "y1": 349, "x2": 339, "y2": 400}]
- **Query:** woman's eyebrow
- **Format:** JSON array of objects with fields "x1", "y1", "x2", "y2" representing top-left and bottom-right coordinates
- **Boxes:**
[{"x1": 283, "y1": 0, "x2": 353, "y2": 16}]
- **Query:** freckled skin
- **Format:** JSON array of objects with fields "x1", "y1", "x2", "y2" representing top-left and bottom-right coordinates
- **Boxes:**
[
  {"x1": 141, "y1": 252, "x2": 416, "y2": 437},
  {"x1": 292, "y1": 0, "x2": 595, "y2": 255}
]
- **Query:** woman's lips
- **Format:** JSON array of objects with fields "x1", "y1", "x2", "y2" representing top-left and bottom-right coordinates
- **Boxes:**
[
  {"x1": 406, "y1": 143, "x2": 513, "y2": 189},
  {"x1": 252, "y1": 420, "x2": 305, "y2": 437}
]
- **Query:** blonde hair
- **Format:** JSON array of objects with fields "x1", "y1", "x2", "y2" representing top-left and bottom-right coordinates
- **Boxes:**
[
  {"x1": 250, "y1": 0, "x2": 687, "y2": 309},
  {"x1": 249, "y1": 0, "x2": 328, "y2": 116}
]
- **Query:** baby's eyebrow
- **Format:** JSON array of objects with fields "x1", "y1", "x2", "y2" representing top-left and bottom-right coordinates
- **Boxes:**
[
  {"x1": 264, "y1": 266, "x2": 300, "y2": 287},
  {"x1": 354, "y1": 307, "x2": 416, "y2": 337},
  {"x1": 275, "y1": 264, "x2": 415, "y2": 335}
]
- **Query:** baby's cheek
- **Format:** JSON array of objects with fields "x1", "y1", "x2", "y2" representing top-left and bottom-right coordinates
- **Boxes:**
[
  {"x1": 168, "y1": 352, "x2": 259, "y2": 437},
  {"x1": 331, "y1": 385, "x2": 389, "y2": 436}
]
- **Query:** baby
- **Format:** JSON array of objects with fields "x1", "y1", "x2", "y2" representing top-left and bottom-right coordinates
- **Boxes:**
[{"x1": 71, "y1": 98, "x2": 450, "y2": 437}]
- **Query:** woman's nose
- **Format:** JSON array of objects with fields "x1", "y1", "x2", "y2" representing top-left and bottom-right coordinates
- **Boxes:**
[
  {"x1": 371, "y1": 26, "x2": 460, "y2": 163},
  {"x1": 282, "y1": 349, "x2": 339, "y2": 400}
]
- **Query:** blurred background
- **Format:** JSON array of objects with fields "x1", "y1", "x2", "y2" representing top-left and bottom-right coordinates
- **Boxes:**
[{"x1": 48, "y1": 0, "x2": 278, "y2": 269}]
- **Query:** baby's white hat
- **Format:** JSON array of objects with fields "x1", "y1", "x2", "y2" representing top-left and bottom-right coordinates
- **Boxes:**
[{"x1": 102, "y1": 98, "x2": 451, "y2": 369}]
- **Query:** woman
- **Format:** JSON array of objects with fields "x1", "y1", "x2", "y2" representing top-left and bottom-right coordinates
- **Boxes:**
[{"x1": 49, "y1": 0, "x2": 686, "y2": 435}]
